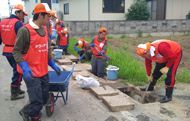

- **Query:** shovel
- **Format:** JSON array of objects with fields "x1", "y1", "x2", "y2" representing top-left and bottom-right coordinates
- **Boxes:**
[
  {"x1": 94, "y1": 46, "x2": 111, "y2": 64},
  {"x1": 141, "y1": 81, "x2": 151, "y2": 104}
]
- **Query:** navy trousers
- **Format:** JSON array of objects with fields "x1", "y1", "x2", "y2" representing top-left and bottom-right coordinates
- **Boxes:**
[
  {"x1": 91, "y1": 57, "x2": 105, "y2": 78},
  {"x1": 24, "y1": 74, "x2": 49, "y2": 117},
  {"x1": 5, "y1": 56, "x2": 22, "y2": 87}
]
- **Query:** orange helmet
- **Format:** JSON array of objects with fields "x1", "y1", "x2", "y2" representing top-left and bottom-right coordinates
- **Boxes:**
[
  {"x1": 61, "y1": 27, "x2": 68, "y2": 34},
  {"x1": 99, "y1": 27, "x2": 107, "y2": 33},
  {"x1": 136, "y1": 42, "x2": 151, "y2": 56},
  {"x1": 50, "y1": 11, "x2": 57, "y2": 18},
  {"x1": 56, "y1": 19, "x2": 60, "y2": 24},
  {"x1": 78, "y1": 39, "x2": 84, "y2": 48},
  {"x1": 13, "y1": 4, "x2": 28, "y2": 16}
]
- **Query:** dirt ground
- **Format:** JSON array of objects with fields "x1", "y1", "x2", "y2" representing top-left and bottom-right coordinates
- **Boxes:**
[{"x1": 108, "y1": 35, "x2": 190, "y2": 121}]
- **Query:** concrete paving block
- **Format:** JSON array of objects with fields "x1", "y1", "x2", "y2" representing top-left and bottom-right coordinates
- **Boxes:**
[
  {"x1": 72, "y1": 71, "x2": 90, "y2": 79},
  {"x1": 63, "y1": 55, "x2": 79, "y2": 62},
  {"x1": 102, "y1": 93, "x2": 135, "y2": 112},
  {"x1": 57, "y1": 58, "x2": 73, "y2": 65},
  {"x1": 90, "y1": 85, "x2": 120, "y2": 99},
  {"x1": 76, "y1": 63, "x2": 92, "y2": 72},
  {"x1": 61, "y1": 65, "x2": 82, "y2": 72}
]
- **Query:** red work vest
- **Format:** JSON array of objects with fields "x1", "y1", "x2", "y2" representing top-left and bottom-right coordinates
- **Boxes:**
[
  {"x1": 81, "y1": 41, "x2": 92, "y2": 50},
  {"x1": 150, "y1": 39, "x2": 181, "y2": 63},
  {"x1": 92, "y1": 35, "x2": 107, "y2": 58},
  {"x1": 49, "y1": 20, "x2": 52, "y2": 35},
  {"x1": 17, "y1": 24, "x2": 49, "y2": 77},
  {"x1": 59, "y1": 32, "x2": 68, "y2": 46},
  {"x1": 0, "y1": 18, "x2": 22, "y2": 53},
  {"x1": 56, "y1": 23, "x2": 62, "y2": 34}
]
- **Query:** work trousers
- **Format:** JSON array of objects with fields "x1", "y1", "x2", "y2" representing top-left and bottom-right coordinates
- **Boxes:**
[
  {"x1": 5, "y1": 56, "x2": 22, "y2": 87},
  {"x1": 60, "y1": 45, "x2": 68, "y2": 55},
  {"x1": 24, "y1": 74, "x2": 49, "y2": 117},
  {"x1": 91, "y1": 57, "x2": 104, "y2": 78},
  {"x1": 152, "y1": 51, "x2": 182, "y2": 87},
  {"x1": 79, "y1": 50, "x2": 92, "y2": 61}
]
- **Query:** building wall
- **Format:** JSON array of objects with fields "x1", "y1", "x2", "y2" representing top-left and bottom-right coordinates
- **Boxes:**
[
  {"x1": 59, "y1": 0, "x2": 89, "y2": 21},
  {"x1": 59, "y1": 0, "x2": 133, "y2": 21},
  {"x1": 166, "y1": 0, "x2": 190, "y2": 19}
]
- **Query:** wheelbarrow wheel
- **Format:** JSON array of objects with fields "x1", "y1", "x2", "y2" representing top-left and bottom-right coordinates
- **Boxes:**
[{"x1": 46, "y1": 92, "x2": 54, "y2": 117}]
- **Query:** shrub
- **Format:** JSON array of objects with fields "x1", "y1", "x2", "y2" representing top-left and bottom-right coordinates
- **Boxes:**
[{"x1": 125, "y1": 0, "x2": 150, "y2": 20}]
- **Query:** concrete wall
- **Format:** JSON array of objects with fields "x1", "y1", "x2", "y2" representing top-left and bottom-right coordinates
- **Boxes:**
[
  {"x1": 166, "y1": 0, "x2": 190, "y2": 20},
  {"x1": 63, "y1": 20, "x2": 190, "y2": 38}
]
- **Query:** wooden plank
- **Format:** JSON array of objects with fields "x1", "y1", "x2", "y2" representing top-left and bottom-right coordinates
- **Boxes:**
[
  {"x1": 63, "y1": 55, "x2": 79, "y2": 62},
  {"x1": 61, "y1": 65, "x2": 82, "y2": 72},
  {"x1": 102, "y1": 93, "x2": 135, "y2": 112},
  {"x1": 90, "y1": 86, "x2": 120, "y2": 99},
  {"x1": 57, "y1": 58, "x2": 73, "y2": 65}
]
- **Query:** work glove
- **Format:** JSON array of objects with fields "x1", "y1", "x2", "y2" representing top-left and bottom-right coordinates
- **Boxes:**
[
  {"x1": 48, "y1": 59, "x2": 61, "y2": 76},
  {"x1": 79, "y1": 56, "x2": 84, "y2": 61},
  {"x1": 67, "y1": 42, "x2": 69, "y2": 48},
  {"x1": 75, "y1": 47, "x2": 80, "y2": 53},
  {"x1": 90, "y1": 43, "x2": 95, "y2": 47},
  {"x1": 160, "y1": 67, "x2": 169, "y2": 75},
  {"x1": 49, "y1": 35, "x2": 53, "y2": 40},
  {"x1": 19, "y1": 61, "x2": 34, "y2": 81},
  {"x1": 58, "y1": 44, "x2": 60, "y2": 49},
  {"x1": 148, "y1": 76, "x2": 153, "y2": 82},
  {"x1": 60, "y1": 24, "x2": 64, "y2": 27},
  {"x1": 98, "y1": 51, "x2": 104, "y2": 55}
]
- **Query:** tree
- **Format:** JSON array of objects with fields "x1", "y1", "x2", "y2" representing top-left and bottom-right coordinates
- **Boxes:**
[{"x1": 125, "y1": 0, "x2": 150, "y2": 20}]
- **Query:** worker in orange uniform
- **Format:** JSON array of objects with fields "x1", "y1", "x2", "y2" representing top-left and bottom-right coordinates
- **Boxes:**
[
  {"x1": 55, "y1": 18, "x2": 64, "y2": 34},
  {"x1": 13, "y1": 3, "x2": 61, "y2": 121},
  {"x1": 0, "y1": 4, "x2": 28, "y2": 100},
  {"x1": 56, "y1": 27, "x2": 69, "y2": 55},
  {"x1": 47, "y1": 11, "x2": 57, "y2": 40},
  {"x1": 73, "y1": 39, "x2": 92, "y2": 61},
  {"x1": 136, "y1": 39, "x2": 182, "y2": 103},
  {"x1": 90, "y1": 28, "x2": 108, "y2": 78}
]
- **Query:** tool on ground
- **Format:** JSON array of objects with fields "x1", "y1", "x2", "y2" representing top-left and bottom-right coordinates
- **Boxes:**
[
  {"x1": 94, "y1": 46, "x2": 111, "y2": 63},
  {"x1": 141, "y1": 81, "x2": 151, "y2": 104}
]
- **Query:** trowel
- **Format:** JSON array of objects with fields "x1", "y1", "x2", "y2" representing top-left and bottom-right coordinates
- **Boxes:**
[{"x1": 94, "y1": 46, "x2": 111, "y2": 64}]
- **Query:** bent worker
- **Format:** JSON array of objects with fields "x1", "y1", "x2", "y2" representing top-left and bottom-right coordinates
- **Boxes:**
[
  {"x1": 0, "y1": 4, "x2": 28, "y2": 100},
  {"x1": 56, "y1": 27, "x2": 69, "y2": 55},
  {"x1": 90, "y1": 28, "x2": 108, "y2": 78},
  {"x1": 13, "y1": 3, "x2": 61, "y2": 121},
  {"x1": 73, "y1": 39, "x2": 92, "y2": 61},
  {"x1": 136, "y1": 39, "x2": 182, "y2": 103}
]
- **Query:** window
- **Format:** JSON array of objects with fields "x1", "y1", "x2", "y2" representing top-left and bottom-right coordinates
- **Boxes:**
[
  {"x1": 64, "y1": 3, "x2": 69, "y2": 14},
  {"x1": 35, "y1": 0, "x2": 38, "y2": 3},
  {"x1": 103, "y1": 0, "x2": 124, "y2": 13},
  {"x1": 52, "y1": 0, "x2": 59, "y2": 3}
]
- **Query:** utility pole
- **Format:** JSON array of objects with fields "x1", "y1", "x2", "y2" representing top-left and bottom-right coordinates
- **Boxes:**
[{"x1": 8, "y1": 0, "x2": 10, "y2": 16}]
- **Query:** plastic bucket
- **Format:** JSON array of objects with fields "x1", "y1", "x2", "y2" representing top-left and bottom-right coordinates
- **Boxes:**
[
  {"x1": 106, "y1": 65, "x2": 119, "y2": 81},
  {"x1": 52, "y1": 29, "x2": 57, "y2": 38},
  {"x1": 54, "y1": 49, "x2": 63, "y2": 59}
]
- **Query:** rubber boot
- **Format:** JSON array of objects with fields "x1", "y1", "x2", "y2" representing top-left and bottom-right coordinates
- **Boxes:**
[
  {"x1": 18, "y1": 86, "x2": 25, "y2": 95},
  {"x1": 160, "y1": 87, "x2": 173, "y2": 103},
  {"x1": 140, "y1": 81, "x2": 157, "y2": 91},
  {"x1": 19, "y1": 103, "x2": 30, "y2": 121},
  {"x1": 31, "y1": 118, "x2": 41, "y2": 121},
  {"x1": 11, "y1": 86, "x2": 25, "y2": 100}
]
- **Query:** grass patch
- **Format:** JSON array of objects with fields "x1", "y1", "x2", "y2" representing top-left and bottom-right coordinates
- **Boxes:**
[
  {"x1": 147, "y1": 33, "x2": 152, "y2": 37},
  {"x1": 106, "y1": 36, "x2": 114, "y2": 39},
  {"x1": 183, "y1": 32, "x2": 190, "y2": 36},
  {"x1": 138, "y1": 30, "x2": 143, "y2": 37},
  {"x1": 120, "y1": 34, "x2": 126, "y2": 38}
]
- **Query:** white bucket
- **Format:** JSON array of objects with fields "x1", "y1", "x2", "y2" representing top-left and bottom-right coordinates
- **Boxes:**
[{"x1": 54, "y1": 49, "x2": 63, "y2": 59}]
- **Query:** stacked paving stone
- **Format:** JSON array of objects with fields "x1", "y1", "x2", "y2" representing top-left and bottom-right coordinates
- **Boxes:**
[{"x1": 53, "y1": 53, "x2": 135, "y2": 112}]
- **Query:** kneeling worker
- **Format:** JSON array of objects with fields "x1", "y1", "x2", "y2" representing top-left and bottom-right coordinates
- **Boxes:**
[
  {"x1": 136, "y1": 39, "x2": 182, "y2": 103},
  {"x1": 73, "y1": 39, "x2": 92, "y2": 61}
]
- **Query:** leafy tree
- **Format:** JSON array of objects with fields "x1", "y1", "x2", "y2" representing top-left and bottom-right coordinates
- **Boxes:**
[{"x1": 125, "y1": 0, "x2": 150, "y2": 20}]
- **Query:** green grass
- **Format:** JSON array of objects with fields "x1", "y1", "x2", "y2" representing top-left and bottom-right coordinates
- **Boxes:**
[
  {"x1": 120, "y1": 34, "x2": 127, "y2": 38},
  {"x1": 67, "y1": 37, "x2": 190, "y2": 86},
  {"x1": 106, "y1": 36, "x2": 114, "y2": 39},
  {"x1": 183, "y1": 32, "x2": 190, "y2": 36},
  {"x1": 147, "y1": 33, "x2": 152, "y2": 37},
  {"x1": 138, "y1": 30, "x2": 143, "y2": 37}
]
